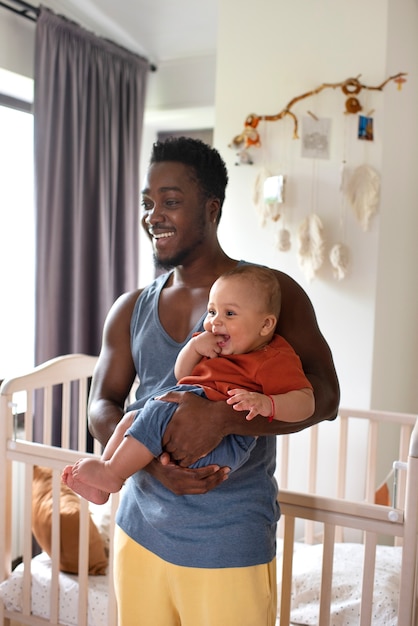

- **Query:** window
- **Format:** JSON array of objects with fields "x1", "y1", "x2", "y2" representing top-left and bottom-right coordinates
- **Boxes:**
[{"x1": 0, "y1": 69, "x2": 35, "y2": 379}]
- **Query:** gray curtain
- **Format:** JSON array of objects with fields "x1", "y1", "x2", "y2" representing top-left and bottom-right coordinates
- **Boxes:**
[{"x1": 34, "y1": 7, "x2": 149, "y2": 364}]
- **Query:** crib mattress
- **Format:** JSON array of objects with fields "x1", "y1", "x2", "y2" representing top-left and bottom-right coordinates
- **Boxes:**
[{"x1": 0, "y1": 552, "x2": 110, "y2": 626}]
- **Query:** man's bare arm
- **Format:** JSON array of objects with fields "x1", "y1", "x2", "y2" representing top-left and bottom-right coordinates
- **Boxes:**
[{"x1": 88, "y1": 291, "x2": 140, "y2": 447}]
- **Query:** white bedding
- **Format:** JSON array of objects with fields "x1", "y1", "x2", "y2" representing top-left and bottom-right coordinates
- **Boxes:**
[
  {"x1": 0, "y1": 552, "x2": 110, "y2": 626},
  {"x1": 0, "y1": 542, "x2": 401, "y2": 626},
  {"x1": 277, "y1": 542, "x2": 401, "y2": 625}
]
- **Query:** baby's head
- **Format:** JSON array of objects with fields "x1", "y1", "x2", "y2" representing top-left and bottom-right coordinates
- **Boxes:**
[
  {"x1": 204, "y1": 265, "x2": 281, "y2": 354},
  {"x1": 219, "y1": 264, "x2": 280, "y2": 315}
]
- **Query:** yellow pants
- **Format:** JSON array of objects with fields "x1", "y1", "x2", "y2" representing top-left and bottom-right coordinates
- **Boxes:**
[{"x1": 114, "y1": 526, "x2": 277, "y2": 626}]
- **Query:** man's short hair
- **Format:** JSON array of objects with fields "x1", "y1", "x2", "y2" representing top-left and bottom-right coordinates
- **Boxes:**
[{"x1": 150, "y1": 137, "x2": 229, "y2": 219}]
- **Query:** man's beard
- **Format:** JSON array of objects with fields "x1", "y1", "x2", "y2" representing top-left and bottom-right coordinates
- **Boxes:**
[
  {"x1": 152, "y1": 217, "x2": 207, "y2": 271},
  {"x1": 153, "y1": 244, "x2": 198, "y2": 271}
]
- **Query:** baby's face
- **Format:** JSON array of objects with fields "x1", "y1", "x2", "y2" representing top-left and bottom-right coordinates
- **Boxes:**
[{"x1": 203, "y1": 276, "x2": 273, "y2": 355}]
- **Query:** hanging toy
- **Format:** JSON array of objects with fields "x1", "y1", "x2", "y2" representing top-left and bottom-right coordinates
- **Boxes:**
[
  {"x1": 253, "y1": 171, "x2": 285, "y2": 226},
  {"x1": 297, "y1": 213, "x2": 325, "y2": 281},
  {"x1": 229, "y1": 114, "x2": 261, "y2": 165},
  {"x1": 344, "y1": 97, "x2": 362, "y2": 114},
  {"x1": 343, "y1": 164, "x2": 380, "y2": 231},
  {"x1": 276, "y1": 228, "x2": 291, "y2": 252},
  {"x1": 253, "y1": 168, "x2": 272, "y2": 225},
  {"x1": 329, "y1": 243, "x2": 350, "y2": 280}
]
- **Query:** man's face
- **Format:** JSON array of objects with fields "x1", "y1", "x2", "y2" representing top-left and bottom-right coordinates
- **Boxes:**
[{"x1": 141, "y1": 161, "x2": 211, "y2": 269}]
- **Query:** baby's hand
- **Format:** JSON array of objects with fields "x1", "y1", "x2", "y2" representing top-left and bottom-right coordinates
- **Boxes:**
[
  {"x1": 226, "y1": 388, "x2": 273, "y2": 421},
  {"x1": 192, "y1": 331, "x2": 223, "y2": 359}
]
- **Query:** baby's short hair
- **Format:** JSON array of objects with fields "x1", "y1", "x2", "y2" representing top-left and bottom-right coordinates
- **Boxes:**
[{"x1": 219, "y1": 264, "x2": 281, "y2": 318}]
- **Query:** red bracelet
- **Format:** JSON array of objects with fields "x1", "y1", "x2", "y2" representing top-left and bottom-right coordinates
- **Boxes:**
[{"x1": 267, "y1": 395, "x2": 275, "y2": 422}]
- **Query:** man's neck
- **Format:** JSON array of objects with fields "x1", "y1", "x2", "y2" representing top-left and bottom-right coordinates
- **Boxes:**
[{"x1": 172, "y1": 252, "x2": 238, "y2": 289}]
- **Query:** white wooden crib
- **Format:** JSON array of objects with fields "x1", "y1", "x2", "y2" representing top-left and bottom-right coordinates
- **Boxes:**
[
  {"x1": 0, "y1": 354, "x2": 119, "y2": 626},
  {"x1": 276, "y1": 407, "x2": 418, "y2": 625},
  {"x1": 0, "y1": 355, "x2": 417, "y2": 625}
]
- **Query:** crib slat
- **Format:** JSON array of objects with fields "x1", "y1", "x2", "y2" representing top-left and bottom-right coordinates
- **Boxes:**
[
  {"x1": 335, "y1": 415, "x2": 348, "y2": 543},
  {"x1": 49, "y1": 470, "x2": 61, "y2": 624},
  {"x1": 279, "y1": 435, "x2": 290, "y2": 490},
  {"x1": 77, "y1": 497, "x2": 90, "y2": 626},
  {"x1": 318, "y1": 523, "x2": 334, "y2": 626},
  {"x1": 43, "y1": 385, "x2": 53, "y2": 446},
  {"x1": 359, "y1": 532, "x2": 377, "y2": 625},
  {"x1": 22, "y1": 464, "x2": 33, "y2": 617},
  {"x1": 279, "y1": 515, "x2": 295, "y2": 626},
  {"x1": 106, "y1": 493, "x2": 120, "y2": 623},
  {"x1": 365, "y1": 420, "x2": 378, "y2": 503},
  {"x1": 25, "y1": 390, "x2": 34, "y2": 441},
  {"x1": 336, "y1": 414, "x2": 348, "y2": 500},
  {"x1": 305, "y1": 425, "x2": 318, "y2": 543},
  {"x1": 61, "y1": 380, "x2": 71, "y2": 449},
  {"x1": 78, "y1": 377, "x2": 88, "y2": 452},
  {"x1": 396, "y1": 424, "x2": 411, "y2": 510}
]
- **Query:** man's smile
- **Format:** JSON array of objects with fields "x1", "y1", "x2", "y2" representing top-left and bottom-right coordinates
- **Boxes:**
[{"x1": 153, "y1": 231, "x2": 175, "y2": 239}]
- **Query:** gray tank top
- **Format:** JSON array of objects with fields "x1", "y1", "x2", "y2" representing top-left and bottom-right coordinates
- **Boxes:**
[{"x1": 128, "y1": 270, "x2": 206, "y2": 408}]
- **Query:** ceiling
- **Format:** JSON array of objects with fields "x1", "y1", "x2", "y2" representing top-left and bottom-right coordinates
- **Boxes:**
[{"x1": 36, "y1": 0, "x2": 219, "y2": 67}]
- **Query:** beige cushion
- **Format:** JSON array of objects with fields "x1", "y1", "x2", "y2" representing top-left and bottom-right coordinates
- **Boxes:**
[{"x1": 32, "y1": 465, "x2": 108, "y2": 575}]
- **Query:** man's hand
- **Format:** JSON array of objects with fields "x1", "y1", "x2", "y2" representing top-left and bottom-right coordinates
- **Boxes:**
[
  {"x1": 146, "y1": 455, "x2": 229, "y2": 495},
  {"x1": 158, "y1": 391, "x2": 225, "y2": 466}
]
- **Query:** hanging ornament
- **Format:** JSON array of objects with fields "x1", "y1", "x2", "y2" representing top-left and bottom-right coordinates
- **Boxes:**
[
  {"x1": 276, "y1": 227, "x2": 291, "y2": 252},
  {"x1": 343, "y1": 164, "x2": 380, "y2": 231},
  {"x1": 253, "y1": 168, "x2": 272, "y2": 225},
  {"x1": 329, "y1": 242, "x2": 350, "y2": 280},
  {"x1": 253, "y1": 171, "x2": 286, "y2": 225},
  {"x1": 297, "y1": 214, "x2": 325, "y2": 281},
  {"x1": 344, "y1": 97, "x2": 362, "y2": 114}
]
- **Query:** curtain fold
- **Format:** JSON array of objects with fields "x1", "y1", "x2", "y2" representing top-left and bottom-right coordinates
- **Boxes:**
[{"x1": 34, "y1": 7, "x2": 149, "y2": 363}]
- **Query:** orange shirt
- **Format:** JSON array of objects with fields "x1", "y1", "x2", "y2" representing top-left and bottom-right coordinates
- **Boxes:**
[{"x1": 179, "y1": 334, "x2": 312, "y2": 402}]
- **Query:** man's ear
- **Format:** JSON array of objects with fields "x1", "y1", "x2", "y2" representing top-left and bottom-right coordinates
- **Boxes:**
[
  {"x1": 261, "y1": 315, "x2": 277, "y2": 335},
  {"x1": 206, "y1": 196, "x2": 221, "y2": 223}
]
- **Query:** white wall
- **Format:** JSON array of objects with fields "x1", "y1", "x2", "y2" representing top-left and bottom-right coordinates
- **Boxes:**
[
  {"x1": 214, "y1": 0, "x2": 418, "y2": 413},
  {"x1": 1, "y1": 2, "x2": 417, "y2": 415},
  {"x1": 371, "y1": 0, "x2": 418, "y2": 412}
]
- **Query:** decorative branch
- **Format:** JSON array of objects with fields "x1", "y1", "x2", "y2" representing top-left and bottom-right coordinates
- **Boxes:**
[{"x1": 229, "y1": 72, "x2": 407, "y2": 154}]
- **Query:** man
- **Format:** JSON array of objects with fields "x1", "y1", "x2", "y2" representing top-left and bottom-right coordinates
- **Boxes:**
[{"x1": 88, "y1": 137, "x2": 340, "y2": 625}]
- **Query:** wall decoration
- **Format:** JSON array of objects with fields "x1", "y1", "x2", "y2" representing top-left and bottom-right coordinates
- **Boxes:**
[
  {"x1": 329, "y1": 243, "x2": 350, "y2": 281},
  {"x1": 301, "y1": 116, "x2": 331, "y2": 159},
  {"x1": 239, "y1": 72, "x2": 405, "y2": 282},
  {"x1": 342, "y1": 164, "x2": 380, "y2": 231},
  {"x1": 253, "y1": 168, "x2": 273, "y2": 225},
  {"x1": 358, "y1": 115, "x2": 374, "y2": 141},
  {"x1": 297, "y1": 213, "x2": 325, "y2": 282},
  {"x1": 276, "y1": 227, "x2": 292, "y2": 252},
  {"x1": 229, "y1": 72, "x2": 406, "y2": 162}
]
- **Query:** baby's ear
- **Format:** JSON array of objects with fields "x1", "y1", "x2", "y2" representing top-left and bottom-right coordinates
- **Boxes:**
[{"x1": 261, "y1": 315, "x2": 277, "y2": 335}]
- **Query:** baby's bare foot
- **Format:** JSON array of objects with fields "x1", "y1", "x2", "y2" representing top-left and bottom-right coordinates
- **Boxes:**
[{"x1": 62, "y1": 463, "x2": 109, "y2": 505}]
